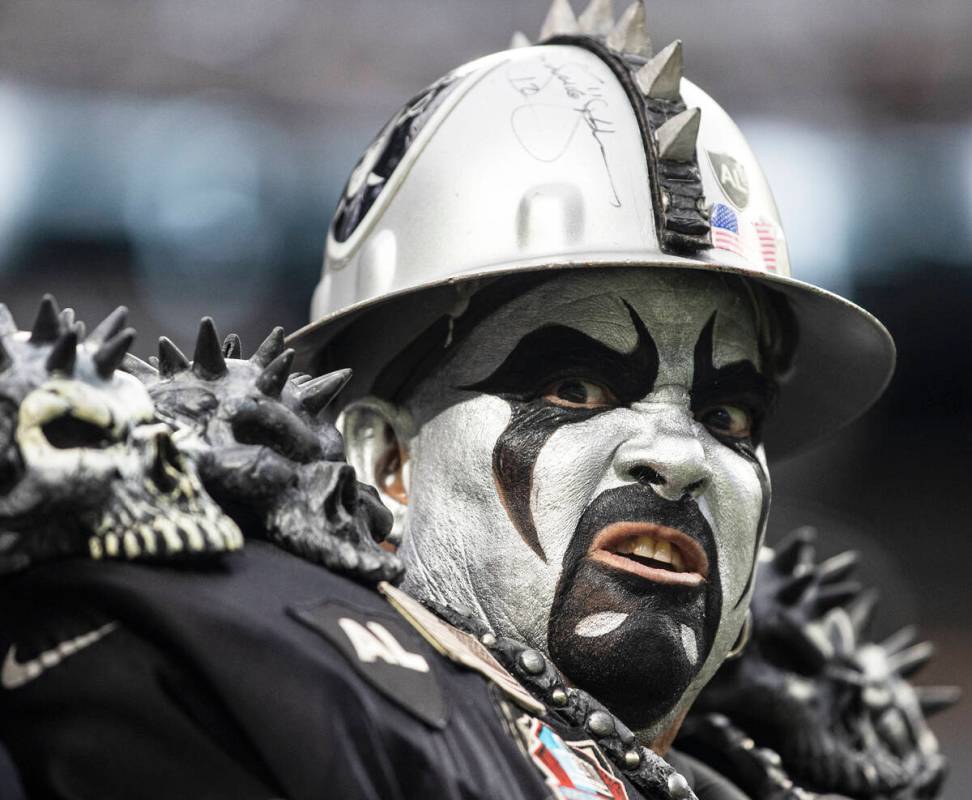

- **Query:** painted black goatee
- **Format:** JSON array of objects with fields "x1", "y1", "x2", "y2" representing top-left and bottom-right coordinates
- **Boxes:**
[{"x1": 464, "y1": 302, "x2": 659, "y2": 559}]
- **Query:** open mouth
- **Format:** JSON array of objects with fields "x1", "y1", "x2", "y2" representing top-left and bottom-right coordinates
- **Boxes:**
[{"x1": 588, "y1": 521, "x2": 709, "y2": 587}]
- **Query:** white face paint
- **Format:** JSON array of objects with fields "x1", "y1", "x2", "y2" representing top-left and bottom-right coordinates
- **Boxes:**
[{"x1": 385, "y1": 268, "x2": 771, "y2": 736}]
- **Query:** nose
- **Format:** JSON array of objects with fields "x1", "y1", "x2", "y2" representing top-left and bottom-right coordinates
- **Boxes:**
[{"x1": 614, "y1": 410, "x2": 712, "y2": 502}]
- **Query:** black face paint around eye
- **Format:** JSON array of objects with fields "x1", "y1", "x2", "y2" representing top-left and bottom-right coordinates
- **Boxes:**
[
  {"x1": 463, "y1": 302, "x2": 659, "y2": 559},
  {"x1": 547, "y1": 483, "x2": 723, "y2": 730},
  {"x1": 691, "y1": 311, "x2": 772, "y2": 609}
]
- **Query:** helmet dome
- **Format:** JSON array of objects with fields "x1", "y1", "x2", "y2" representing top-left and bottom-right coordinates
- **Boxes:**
[{"x1": 289, "y1": 0, "x2": 894, "y2": 459}]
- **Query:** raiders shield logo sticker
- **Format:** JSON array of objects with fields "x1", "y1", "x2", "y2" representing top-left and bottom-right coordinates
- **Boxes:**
[{"x1": 707, "y1": 151, "x2": 750, "y2": 209}]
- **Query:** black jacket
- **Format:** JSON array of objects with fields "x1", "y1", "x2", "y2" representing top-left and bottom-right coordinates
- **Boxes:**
[{"x1": 0, "y1": 542, "x2": 746, "y2": 800}]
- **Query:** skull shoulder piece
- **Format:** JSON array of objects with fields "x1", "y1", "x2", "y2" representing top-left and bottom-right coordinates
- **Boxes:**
[
  {"x1": 678, "y1": 526, "x2": 958, "y2": 800},
  {"x1": 124, "y1": 317, "x2": 403, "y2": 586},
  {"x1": 0, "y1": 296, "x2": 242, "y2": 573}
]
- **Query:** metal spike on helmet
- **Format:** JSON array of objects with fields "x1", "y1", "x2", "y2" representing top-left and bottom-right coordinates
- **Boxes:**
[
  {"x1": 255, "y1": 349, "x2": 295, "y2": 398},
  {"x1": 158, "y1": 336, "x2": 190, "y2": 377},
  {"x1": 635, "y1": 39, "x2": 683, "y2": 100},
  {"x1": 0, "y1": 304, "x2": 17, "y2": 337},
  {"x1": 89, "y1": 306, "x2": 128, "y2": 345},
  {"x1": 30, "y1": 294, "x2": 62, "y2": 344},
  {"x1": 192, "y1": 317, "x2": 227, "y2": 380},
  {"x1": 222, "y1": 333, "x2": 243, "y2": 360},
  {"x1": 606, "y1": 2, "x2": 650, "y2": 57},
  {"x1": 45, "y1": 326, "x2": 79, "y2": 375},
  {"x1": 509, "y1": 30, "x2": 531, "y2": 49},
  {"x1": 299, "y1": 368, "x2": 352, "y2": 415},
  {"x1": 250, "y1": 326, "x2": 285, "y2": 368},
  {"x1": 655, "y1": 107, "x2": 701, "y2": 161},
  {"x1": 94, "y1": 328, "x2": 136, "y2": 379},
  {"x1": 578, "y1": 0, "x2": 614, "y2": 36},
  {"x1": 881, "y1": 625, "x2": 918, "y2": 655},
  {"x1": 539, "y1": 0, "x2": 580, "y2": 39},
  {"x1": 916, "y1": 686, "x2": 961, "y2": 718}
]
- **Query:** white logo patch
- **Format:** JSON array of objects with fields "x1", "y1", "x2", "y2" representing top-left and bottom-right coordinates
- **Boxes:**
[
  {"x1": 2, "y1": 622, "x2": 118, "y2": 690},
  {"x1": 337, "y1": 617, "x2": 430, "y2": 672}
]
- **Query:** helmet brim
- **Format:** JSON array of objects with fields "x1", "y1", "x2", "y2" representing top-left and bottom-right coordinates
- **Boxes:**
[{"x1": 287, "y1": 258, "x2": 894, "y2": 462}]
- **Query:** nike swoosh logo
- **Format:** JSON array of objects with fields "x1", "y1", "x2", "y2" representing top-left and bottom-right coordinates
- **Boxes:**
[{"x1": 2, "y1": 622, "x2": 118, "y2": 690}]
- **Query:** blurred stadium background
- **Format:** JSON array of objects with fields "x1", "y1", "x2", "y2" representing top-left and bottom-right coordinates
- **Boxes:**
[{"x1": 0, "y1": 0, "x2": 968, "y2": 792}]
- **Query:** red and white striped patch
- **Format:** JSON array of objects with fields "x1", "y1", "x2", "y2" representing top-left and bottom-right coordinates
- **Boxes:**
[{"x1": 753, "y1": 220, "x2": 778, "y2": 272}]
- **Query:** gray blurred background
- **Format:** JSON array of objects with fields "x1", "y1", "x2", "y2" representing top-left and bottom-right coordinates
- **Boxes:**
[{"x1": 0, "y1": 0, "x2": 968, "y2": 792}]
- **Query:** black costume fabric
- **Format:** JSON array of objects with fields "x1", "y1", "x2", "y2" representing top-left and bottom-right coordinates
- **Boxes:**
[{"x1": 0, "y1": 541, "x2": 748, "y2": 800}]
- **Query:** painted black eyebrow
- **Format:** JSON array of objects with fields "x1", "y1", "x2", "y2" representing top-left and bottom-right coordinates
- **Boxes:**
[
  {"x1": 463, "y1": 301, "x2": 659, "y2": 403},
  {"x1": 690, "y1": 312, "x2": 773, "y2": 419}
]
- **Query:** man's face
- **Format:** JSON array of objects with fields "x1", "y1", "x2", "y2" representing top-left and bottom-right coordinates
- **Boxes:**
[{"x1": 395, "y1": 269, "x2": 771, "y2": 734}]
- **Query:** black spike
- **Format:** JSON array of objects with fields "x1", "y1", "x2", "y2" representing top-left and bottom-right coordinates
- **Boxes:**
[
  {"x1": 814, "y1": 581, "x2": 863, "y2": 614},
  {"x1": 222, "y1": 333, "x2": 242, "y2": 360},
  {"x1": 94, "y1": 328, "x2": 136, "y2": 379},
  {"x1": 846, "y1": 587, "x2": 879, "y2": 634},
  {"x1": 300, "y1": 368, "x2": 352, "y2": 414},
  {"x1": 121, "y1": 353, "x2": 158, "y2": 381},
  {"x1": 772, "y1": 526, "x2": 816, "y2": 575},
  {"x1": 250, "y1": 326, "x2": 285, "y2": 368},
  {"x1": 916, "y1": 686, "x2": 961, "y2": 718},
  {"x1": 89, "y1": 306, "x2": 128, "y2": 344},
  {"x1": 158, "y1": 337, "x2": 190, "y2": 377},
  {"x1": 0, "y1": 304, "x2": 16, "y2": 336},
  {"x1": 777, "y1": 571, "x2": 815, "y2": 605},
  {"x1": 192, "y1": 317, "x2": 227, "y2": 380},
  {"x1": 890, "y1": 641, "x2": 935, "y2": 678},
  {"x1": 815, "y1": 550, "x2": 859, "y2": 584},
  {"x1": 881, "y1": 625, "x2": 918, "y2": 655},
  {"x1": 255, "y1": 349, "x2": 295, "y2": 398},
  {"x1": 45, "y1": 326, "x2": 79, "y2": 374},
  {"x1": 30, "y1": 294, "x2": 61, "y2": 343}
]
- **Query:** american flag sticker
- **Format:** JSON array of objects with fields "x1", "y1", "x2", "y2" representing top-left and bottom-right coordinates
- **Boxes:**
[
  {"x1": 710, "y1": 203, "x2": 745, "y2": 258},
  {"x1": 752, "y1": 219, "x2": 778, "y2": 272}
]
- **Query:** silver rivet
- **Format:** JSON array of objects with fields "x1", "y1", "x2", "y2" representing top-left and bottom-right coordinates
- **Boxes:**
[
  {"x1": 518, "y1": 649, "x2": 545, "y2": 675},
  {"x1": 759, "y1": 748, "x2": 782, "y2": 767},
  {"x1": 740, "y1": 737, "x2": 755, "y2": 750},
  {"x1": 667, "y1": 772, "x2": 691, "y2": 799},
  {"x1": 587, "y1": 710, "x2": 615, "y2": 737},
  {"x1": 480, "y1": 632, "x2": 496, "y2": 647},
  {"x1": 623, "y1": 749, "x2": 641, "y2": 769},
  {"x1": 550, "y1": 688, "x2": 568, "y2": 707}
]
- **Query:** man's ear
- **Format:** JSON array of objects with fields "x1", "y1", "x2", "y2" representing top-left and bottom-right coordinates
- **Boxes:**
[{"x1": 339, "y1": 397, "x2": 414, "y2": 545}]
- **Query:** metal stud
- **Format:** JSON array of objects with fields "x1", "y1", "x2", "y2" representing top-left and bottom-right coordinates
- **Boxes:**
[
  {"x1": 578, "y1": 0, "x2": 614, "y2": 36},
  {"x1": 655, "y1": 107, "x2": 701, "y2": 162},
  {"x1": 550, "y1": 688, "x2": 568, "y2": 707},
  {"x1": 606, "y1": 2, "x2": 650, "y2": 57},
  {"x1": 480, "y1": 632, "x2": 497, "y2": 647},
  {"x1": 635, "y1": 40, "x2": 682, "y2": 100},
  {"x1": 540, "y1": 0, "x2": 580, "y2": 39},
  {"x1": 586, "y1": 710, "x2": 614, "y2": 737},
  {"x1": 518, "y1": 649, "x2": 546, "y2": 675},
  {"x1": 509, "y1": 30, "x2": 531, "y2": 49},
  {"x1": 623, "y1": 749, "x2": 641, "y2": 769},
  {"x1": 667, "y1": 772, "x2": 691, "y2": 799}
]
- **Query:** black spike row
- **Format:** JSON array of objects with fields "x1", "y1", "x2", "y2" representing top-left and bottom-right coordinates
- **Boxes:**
[
  {"x1": 158, "y1": 337, "x2": 190, "y2": 377},
  {"x1": 300, "y1": 368, "x2": 352, "y2": 415},
  {"x1": 45, "y1": 326, "x2": 79, "y2": 375},
  {"x1": 255, "y1": 349, "x2": 295, "y2": 398},
  {"x1": 30, "y1": 294, "x2": 62, "y2": 344},
  {"x1": 192, "y1": 317, "x2": 227, "y2": 380},
  {"x1": 94, "y1": 328, "x2": 136, "y2": 379},
  {"x1": 250, "y1": 326, "x2": 285, "y2": 368},
  {"x1": 222, "y1": 333, "x2": 242, "y2": 360}
]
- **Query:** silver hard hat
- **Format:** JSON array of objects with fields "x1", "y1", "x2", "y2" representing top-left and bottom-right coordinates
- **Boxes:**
[{"x1": 288, "y1": 0, "x2": 895, "y2": 459}]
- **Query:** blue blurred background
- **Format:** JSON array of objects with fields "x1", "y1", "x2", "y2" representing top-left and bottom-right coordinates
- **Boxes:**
[{"x1": 0, "y1": 0, "x2": 968, "y2": 793}]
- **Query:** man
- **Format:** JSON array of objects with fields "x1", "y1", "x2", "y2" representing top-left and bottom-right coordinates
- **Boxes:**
[
  {"x1": 289, "y1": 0, "x2": 892, "y2": 757},
  {"x1": 1, "y1": 3, "x2": 948, "y2": 800}
]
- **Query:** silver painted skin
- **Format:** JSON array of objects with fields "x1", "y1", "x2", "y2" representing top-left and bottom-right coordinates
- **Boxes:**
[
  {"x1": 344, "y1": 269, "x2": 769, "y2": 740},
  {"x1": 290, "y1": 39, "x2": 895, "y2": 459}
]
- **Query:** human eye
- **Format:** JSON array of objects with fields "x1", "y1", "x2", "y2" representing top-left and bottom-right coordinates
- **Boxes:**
[
  {"x1": 542, "y1": 378, "x2": 617, "y2": 410},
  {"x1": 696, "y1": 403, "x2": 753, "y2": 439}
]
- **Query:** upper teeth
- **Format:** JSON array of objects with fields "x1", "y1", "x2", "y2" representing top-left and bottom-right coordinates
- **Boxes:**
[{"x1": 614, "y1": 535, "x2": 686, "y2": 572}]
